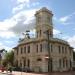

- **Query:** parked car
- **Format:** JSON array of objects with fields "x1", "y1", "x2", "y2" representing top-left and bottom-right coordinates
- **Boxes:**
[
  {"x1": 22, "y1": 67, "x2": 33, "y2": 72},
  {"x1": 0, "y1": 66, "x2": 6, "y2": 72},
  {"x1": 13, "y1": 67, "x2": 21, "y2": 71},
  {"x1": 13, "y1": 66, "x2": 33, "y2": 72}
]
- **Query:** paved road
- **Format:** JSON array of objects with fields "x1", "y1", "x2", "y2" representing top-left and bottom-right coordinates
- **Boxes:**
[
  {"x1": 0, "y1": 72, "x2": 12, "y2": 75},
  {"x1": 0, "y1": 71, "x2": 75, "y2": 75},
  {"x1": 12, "y1": 71, "x2": 75, "y2": 75},
  {"x1": 0, "y1": 73, "x2": 8, "y2": 75}
]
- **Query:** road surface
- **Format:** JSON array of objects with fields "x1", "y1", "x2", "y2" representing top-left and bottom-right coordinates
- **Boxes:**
[
  {"x1": 0, "y1": 71, "x2": 75, "y2": 75},
  {"x1": 0, "y1": 73, "x2": 8, "y2": 75}
]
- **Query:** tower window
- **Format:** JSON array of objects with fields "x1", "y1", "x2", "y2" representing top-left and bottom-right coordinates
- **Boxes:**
[
  {"x1": 40, "y1": 30, "x2": 41, "y2": 37},
  {"x1": 38, "y1": 16, "x2": 41, "y2": 23},
  {"x1": 47, "y1": 16, "x2": 50, "y2": 23},
  {"x1": 40, "y1": 44, "x2": 42, "y2": 52},
  {"x1": 37, "y1": 31, "x2": 38, "y2": 38},
  {"x1": 36, "y1": 45, "x2": 38, "y2": 53}
]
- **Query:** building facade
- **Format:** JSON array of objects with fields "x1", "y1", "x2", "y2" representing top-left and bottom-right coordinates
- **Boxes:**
[{"x1": 13, "y1": 7, "x2": 73, "y2": 72}]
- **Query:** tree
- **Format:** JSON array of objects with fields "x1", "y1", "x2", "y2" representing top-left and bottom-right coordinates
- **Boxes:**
[
  {"x1": 2, "y1": 59, "x2": 8, "y2": 67},
  {"x1": 0, "y1": 49, "x2": 7, "y2": 65},
  {"x1": 2, "y1": 50, "x2": 14, "y2": 67}
]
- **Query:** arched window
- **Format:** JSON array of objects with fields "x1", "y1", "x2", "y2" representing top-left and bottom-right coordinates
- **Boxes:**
[
  {"x1": 21, "y1": 47, "x2": 23, "y2": 54},
  {"x1": 24, "y1": 58, "x2": 26, "y2": 67},
  {"x1": 27, "y1": 59, "x2": 30, "y2": 67},
  {"x1": 24, "y1": 47, "x2": 26, "y2": 53},
  {"x1": 28, "y1": 46, "x2": 30, "y2": 53},
  {"x1": 63, "y1": 58, "x2": 65, "y2": 68},
  {"x1": 59, "y1": 59, "x2": 61, "y2": 68},
  {"x1": 36, "y1": 44, "x2": 38, "y2": 53}
]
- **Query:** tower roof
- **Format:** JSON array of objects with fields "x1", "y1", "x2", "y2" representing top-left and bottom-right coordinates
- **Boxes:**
[
  {"x1": 40, "y1": 7, "x2": 51, "y2": 12},
  {"x1": 35, "y1": 7, "x2": 53, "y2": 15}
]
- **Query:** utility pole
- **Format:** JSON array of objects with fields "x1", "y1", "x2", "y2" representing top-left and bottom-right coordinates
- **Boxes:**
[
  {"x1": 21, "y1": 57, "x2": 24, "y2": 75},
  {"x1": 45, "y1": 30, "x2": 51, "y2": 73}
]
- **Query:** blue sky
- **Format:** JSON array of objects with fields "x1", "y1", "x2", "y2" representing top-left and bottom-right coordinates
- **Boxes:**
[{"x1": 0, "y1": 0, "x2": 75, "y2": 51}]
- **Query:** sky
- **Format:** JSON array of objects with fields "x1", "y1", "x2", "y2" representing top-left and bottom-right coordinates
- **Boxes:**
[{"x1": 0, "y1": 0, "x2": 75, "y2": 51}]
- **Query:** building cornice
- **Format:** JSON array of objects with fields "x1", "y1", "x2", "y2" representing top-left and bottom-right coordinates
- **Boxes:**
[{"x1": 17, "y1": 37, "x2": 70, "y2": 47}]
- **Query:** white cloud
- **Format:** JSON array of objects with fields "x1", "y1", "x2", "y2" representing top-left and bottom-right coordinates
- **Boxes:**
[
  {"x1": 0, "y1": 18, "x2": 17, "y2": 38},
  {"x1": 12, "y1": 0, "x2": 30, "y2": 14},
  {"x1": 67, "y1": 35, "x2": 75, "y2": 49},
  {"x1": 54, "y1": 12, "x2": 75, "y2": 25},
  {"x1": 5, "y1": 40, "x2": 14, "y2": 44},
  {"x1": 10, "y1": 9, "x2": 37, "y2": 34},
  {"x1": 53, "y1": 29, "x2": 75, "y2": 50},
  {"x1": 12, "y1": 0, "x2": 40, "y2": 14},
  {"x1": 53, "y1": 29, "x2": 61, "y2": 35},
  {"x1": 62, "y1": 36, "x2": 70, "y2": 40},
  {"x1": 53, "y1": 29, "x2": 63, "y2": 38},
  {"x1": 0, "y1": 19, "x2": 17, "y2": 31},
  {"x1": 17, "y1": 0, "x2": 30, "y2": 4},
  {"x1": 60, "y1": 16, "x2": 69, "y2": 23},
  {"x1": 0, "y1": 8, "x2": 38, "y2": 40},
  {"x1": 59, "y1": 12, "x2": 75, "y2": 24},
  {"x1": 32, "y1": 2, "x2": 39, "y2": 6},
  {"x1": 0, "y1": 31, "x2": 15, "y2": 39},
  {"x1": 12, "y1": 4, "x2": 25, "y2": 14}
]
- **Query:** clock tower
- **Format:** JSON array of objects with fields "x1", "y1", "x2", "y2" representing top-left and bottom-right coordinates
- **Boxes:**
[{"x1": 35, "y1": 7, "x2": 53, "y2": 39}]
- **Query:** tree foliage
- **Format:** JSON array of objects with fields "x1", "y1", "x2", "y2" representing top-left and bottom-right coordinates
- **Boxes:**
[{"x1": 2, "y1": 50, "x2": 14, "y2": 67}]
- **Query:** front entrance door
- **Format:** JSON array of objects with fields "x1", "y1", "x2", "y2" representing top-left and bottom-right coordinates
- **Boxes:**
[{"x1": 48, "y1": 58, "x2": 52, "y2": 72}]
